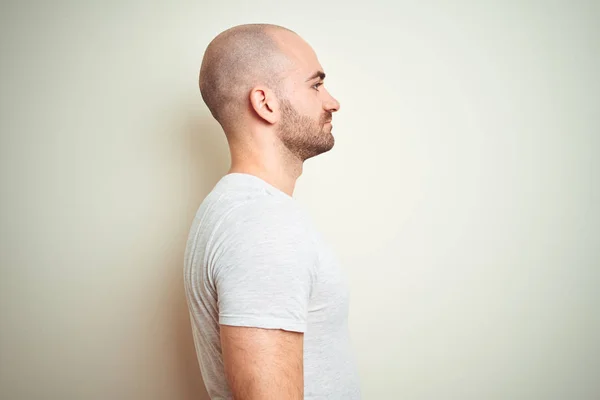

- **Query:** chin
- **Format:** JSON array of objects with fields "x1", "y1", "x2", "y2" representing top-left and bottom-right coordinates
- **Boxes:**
[
  {"x1": 319, "y1": 137, "x2": 335, "y2": 154},
  {"x1": 327, "y1": 132, "x2": 335, "y2": 147},
  {"x1": 302, "y1": 141, "x2": 334, "y2": 161}
]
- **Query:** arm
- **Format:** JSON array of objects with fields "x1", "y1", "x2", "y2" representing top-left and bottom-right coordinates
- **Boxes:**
[
  {"x1": 220, "y1": 325, "x2": 304, "y2": 400},
  {"x1": 214, "y1": 201, "x2": 316, "y2": 399}
]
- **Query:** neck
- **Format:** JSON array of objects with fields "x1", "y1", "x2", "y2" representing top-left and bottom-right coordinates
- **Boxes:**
[{"x1": 227, "y1": 135, "x2": 303, "y2": 197}]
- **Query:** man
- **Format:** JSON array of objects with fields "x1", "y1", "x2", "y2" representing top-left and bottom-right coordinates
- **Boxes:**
[{"x1": 183, "y1": 23, "x2": 361, "y2": 399}]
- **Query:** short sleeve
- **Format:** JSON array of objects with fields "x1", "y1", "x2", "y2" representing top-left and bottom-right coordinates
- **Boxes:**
[{"x1": 213, "y1": 200, "x2": 317, "y2": 333}]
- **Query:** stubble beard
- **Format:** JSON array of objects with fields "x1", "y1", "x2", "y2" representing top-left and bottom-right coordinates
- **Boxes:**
[{"x1": 277, "y1": 98, "x2": 334, "y2": 162}]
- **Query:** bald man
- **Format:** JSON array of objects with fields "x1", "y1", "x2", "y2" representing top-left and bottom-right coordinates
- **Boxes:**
[{"x1": 183, "y1": 24, "x2": 361, "y2": 399}]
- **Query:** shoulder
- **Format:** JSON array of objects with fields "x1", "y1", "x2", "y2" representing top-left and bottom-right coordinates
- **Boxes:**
[
  {"x1": 222, "y1": 196, "x2": 314, "y2": 240},
  {"x1": 207, "y1": 197, "x2": 317, "y2": 269},
  {"x1": 213, "y1": 197, "x2": 319, "y2": 278}
]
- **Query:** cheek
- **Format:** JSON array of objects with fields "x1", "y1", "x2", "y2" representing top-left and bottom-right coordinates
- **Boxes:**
[
  {"x1": 291, "y1": 95, "x2": 315, "y2": 115},
  {"x1": 305, "y1": 101, "x2": 322, "y2": 120},
  {"x1": 283, "y1": 88, "x2": 321, "y2": 117},
  {"x1": 305, "y1": 94, "x2": 323, "y2": 113}
]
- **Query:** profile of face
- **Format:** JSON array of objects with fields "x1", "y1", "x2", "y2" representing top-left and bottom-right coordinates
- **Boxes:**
[{"x1": 274, "y1": 32, "x2": 341, "y2": 162}]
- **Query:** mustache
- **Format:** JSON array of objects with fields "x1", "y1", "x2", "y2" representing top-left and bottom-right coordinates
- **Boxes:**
[{"x1": 321, "y1": 112, "x2": 333, "y2": 123}]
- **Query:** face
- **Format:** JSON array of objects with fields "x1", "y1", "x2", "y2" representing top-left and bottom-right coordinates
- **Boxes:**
[{"x1": 274, "y1": 33, "x2": 341, "y2": 161}]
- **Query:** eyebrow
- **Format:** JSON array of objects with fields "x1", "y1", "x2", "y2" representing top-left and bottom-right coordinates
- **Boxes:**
[{"x1": 305, "y1": 70, "x2": 326, "y2": 82}]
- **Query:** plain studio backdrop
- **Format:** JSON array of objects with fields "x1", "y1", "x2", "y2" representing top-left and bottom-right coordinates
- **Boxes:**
[{"x1": 1, "y1": 1, "x2": 598, "y2": 399}]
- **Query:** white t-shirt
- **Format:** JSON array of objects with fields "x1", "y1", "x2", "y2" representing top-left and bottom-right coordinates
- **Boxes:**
[{"x1": 183, "y1": 173, "x2": 361, "y2": 399}]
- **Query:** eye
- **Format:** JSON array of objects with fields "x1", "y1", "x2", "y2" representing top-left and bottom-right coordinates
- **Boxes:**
[{"x1": 311, "y1": 81, "x2": 323, "y2": 91}]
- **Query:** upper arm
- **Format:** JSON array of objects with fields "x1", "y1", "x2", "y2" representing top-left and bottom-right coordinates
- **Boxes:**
[
  {"x1": 220, "y1": 325, "x2": 304, "y2": 400},
  {"x1": 214, "y1": 201, "x2": 317, "y2": 332},
  {"x1": 213, "y1": 201, "x2": 315, "y2": 398}
]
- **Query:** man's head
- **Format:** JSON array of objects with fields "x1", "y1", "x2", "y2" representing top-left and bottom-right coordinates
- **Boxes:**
[{"x1": 199, "y1": 24, "x2": 340, "y2": 162}]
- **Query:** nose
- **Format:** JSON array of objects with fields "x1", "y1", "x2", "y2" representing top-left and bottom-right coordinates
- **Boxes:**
[{"x1": 324, "y1": 90, "x2": 340, "y2": 113}]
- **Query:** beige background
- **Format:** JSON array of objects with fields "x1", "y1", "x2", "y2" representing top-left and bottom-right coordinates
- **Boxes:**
[{"x1": 1, "y1": 1, "x2": 598, "y2": 399}]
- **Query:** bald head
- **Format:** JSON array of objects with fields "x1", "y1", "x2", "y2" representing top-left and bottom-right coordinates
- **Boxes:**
[{"x1": 199, "y1": 24, "x2": 295, "y2": 130}]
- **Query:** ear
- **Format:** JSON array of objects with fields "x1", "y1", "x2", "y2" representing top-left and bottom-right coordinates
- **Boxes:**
[{"x1": 249, "y1": 87, "x2": 279, "y2": 125}]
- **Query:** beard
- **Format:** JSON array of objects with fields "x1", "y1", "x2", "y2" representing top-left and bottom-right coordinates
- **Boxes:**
[{"x1": 277, "y1": 98, "x2": 334, "y2": 162}]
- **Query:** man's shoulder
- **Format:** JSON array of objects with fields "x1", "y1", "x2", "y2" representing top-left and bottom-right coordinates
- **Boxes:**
[
  {"x1": 207, "y1": 196, "x2": 317, "y2": 265},
  {"x1": 198, "y1": 182, "x2": 315, "y2": 247},
  {"x1": 223, "y1": 195, "x2": 308, "y2": 232}
]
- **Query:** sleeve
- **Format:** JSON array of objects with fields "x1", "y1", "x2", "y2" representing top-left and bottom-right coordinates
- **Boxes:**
[{"x1": 213, "y1": 201, "x2": 317, "y2": 333}]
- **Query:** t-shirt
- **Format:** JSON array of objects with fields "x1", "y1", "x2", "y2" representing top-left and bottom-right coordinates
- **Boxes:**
[{"x1": 183, "y1": 173, "x2": 361, "y2": 399}]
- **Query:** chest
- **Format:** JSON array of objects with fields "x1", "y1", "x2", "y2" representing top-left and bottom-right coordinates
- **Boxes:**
[{"x1": 307, "y1": 239, "x2": 351, "y2": 326}]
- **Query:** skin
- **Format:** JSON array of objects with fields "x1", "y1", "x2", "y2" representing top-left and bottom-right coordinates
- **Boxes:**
[
  {"x1": 220, "y1": 325, "x2": 304, "y2": 400},
  {"x1": 199, "y1": 24, "x2": 340, "y2": 399},
  {"x1": 200, "y1": 24, "x2": 340, "y2": 197}
]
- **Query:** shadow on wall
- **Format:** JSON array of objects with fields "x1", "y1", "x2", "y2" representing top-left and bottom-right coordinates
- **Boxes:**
[{"x1": 169, "y1": 112, "x2": 230, "y2": 400}]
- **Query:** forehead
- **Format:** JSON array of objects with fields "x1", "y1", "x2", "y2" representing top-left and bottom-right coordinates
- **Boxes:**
[{"x1": 273, "y1": 31, "x2": 323, "y2": 80}]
